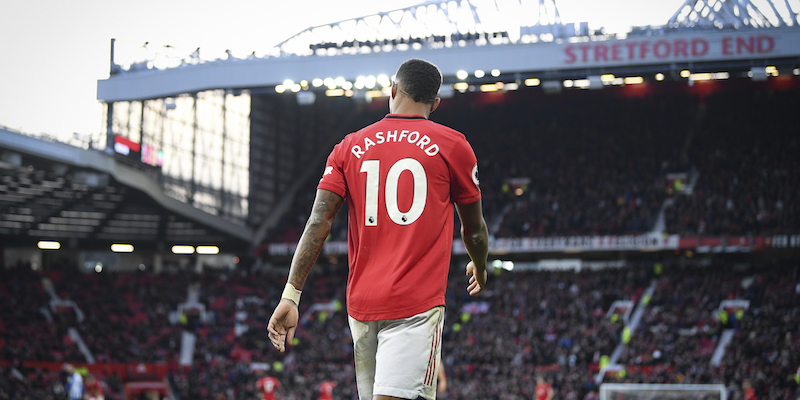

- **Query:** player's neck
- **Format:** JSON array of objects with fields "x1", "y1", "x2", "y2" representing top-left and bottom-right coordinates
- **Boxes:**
[{"x1": 389, "y1": 95, "x2": 431, "y2": 119}]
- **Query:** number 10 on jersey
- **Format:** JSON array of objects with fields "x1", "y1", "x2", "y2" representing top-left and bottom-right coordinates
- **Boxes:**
[{"x1": 360, "y1": 158, "x2": 428, "y2": 226}]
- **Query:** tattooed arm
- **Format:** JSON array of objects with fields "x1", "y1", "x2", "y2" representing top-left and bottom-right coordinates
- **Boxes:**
[
  {"x1": 268, "y1": 189, "x2": 343, "y2": 352},
  {"x1": 288, "y1": 189, "x2": 344, "y2": 290}
]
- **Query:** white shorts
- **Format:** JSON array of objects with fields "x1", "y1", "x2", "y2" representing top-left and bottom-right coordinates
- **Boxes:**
[{"x1": 348, "y1": 306, "x2": 445, "y2": 400}]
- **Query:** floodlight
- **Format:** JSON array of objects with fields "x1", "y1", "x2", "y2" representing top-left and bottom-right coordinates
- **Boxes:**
[
  {"x1": 172, "y1": 245, "x2": 195, "y2": 254},
  {"x1": 196, "y1": 246, "x2": 220, "y2": 255},
  {"x1": 38, "y1": 241, "x2": 61, "y2": 250},
  {"x1": 110, "y1": 244, "x2": 134, "y2": 253}
]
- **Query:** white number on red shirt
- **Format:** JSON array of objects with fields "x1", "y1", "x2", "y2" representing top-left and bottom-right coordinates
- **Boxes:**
[{"x1": 360, "y1": 158, "x2": 427, "y2": 226}]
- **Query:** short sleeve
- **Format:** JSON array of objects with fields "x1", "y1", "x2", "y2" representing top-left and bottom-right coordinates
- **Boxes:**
[
  {"x1": 317, "y1": 141, "x2": 347, "y2": 199},
  {"x1": 449, "y1": 136, "x2": 481, "y2": 204}
]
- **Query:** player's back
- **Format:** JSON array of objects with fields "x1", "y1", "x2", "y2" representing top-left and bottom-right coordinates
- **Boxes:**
[{"x1": 318, "y1": 114, "x2": 480, "y2": 321}]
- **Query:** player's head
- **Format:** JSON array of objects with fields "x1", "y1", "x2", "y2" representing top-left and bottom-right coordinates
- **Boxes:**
[{"x1": 392, "y1": 59, "x2": 442, "y2": 115}]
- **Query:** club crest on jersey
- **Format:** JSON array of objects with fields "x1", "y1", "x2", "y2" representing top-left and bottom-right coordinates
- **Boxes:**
[{"x1": 471, "y1": 164, "x2": 480, "y2": 186}]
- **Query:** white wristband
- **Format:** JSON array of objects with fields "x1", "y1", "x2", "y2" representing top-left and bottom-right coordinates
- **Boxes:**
[{"x1": 282, "y1": 283, "x2": 302, "y2": 306}]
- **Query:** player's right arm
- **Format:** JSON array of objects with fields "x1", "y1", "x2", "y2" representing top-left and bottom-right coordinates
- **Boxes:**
[
  {"x1": 455, "y1": 199, "x2": 488, "y2": 296},
  {"x1": 268, "y1": 188, "x2": 343, "y2": 352}
]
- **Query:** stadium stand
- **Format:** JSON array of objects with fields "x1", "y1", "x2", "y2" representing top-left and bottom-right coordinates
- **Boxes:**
[
  {"x1": 663, "y1": 82, "x2": 800, "y2": 236},
  {"x1": 3, "y1": 0, "x2": 800, "y2": 395},
  {"x1": 2, "y1": 259, "x2": 797, "y2": 399},
  {"x1": 263, "y1": 78, "x2": 799, "y2": 246}
]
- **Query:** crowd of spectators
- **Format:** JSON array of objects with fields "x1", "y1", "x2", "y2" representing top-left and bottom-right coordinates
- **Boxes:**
[
  {"x1": 46, "y1": 260, "x2": 186, "y2": 364},
  {"x1": 2, "y1": 257, "x2": 798, "y2": 399},
  {"x1": 664, "y1": 84, "x2": 799, "y2": 236},
  {"x1": 605, "y1": 262, "x2": 800, "y2": 400},
  {"x1": 618, "y1": 263, "x2": 742, "y2": 369},
  {"x1": 435, "y1": 89, "x2": 692, "y2": 238},
  {"x1": 0, "y1": 260, "x2": 85, "y2": 363},
  {"x1": 264, "y1": 79, "x2": 799, "y2": 246},
  {"x1": 265, "y1": 81, "x2": 700, "y2": 244}
]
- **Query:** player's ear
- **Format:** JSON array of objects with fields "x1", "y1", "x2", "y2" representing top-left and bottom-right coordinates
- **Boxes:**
[
  {"x1": 430, "y1": 96, "x2": 441, "y2": 113},
  {"x1": 391, "y1": 82, "x2": 398, "y2": 99}
]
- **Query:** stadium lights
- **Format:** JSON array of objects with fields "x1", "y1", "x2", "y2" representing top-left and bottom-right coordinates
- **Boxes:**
[
  {"x1": 454, "y1": 82, "x2": 469, "y2": 91},
  {"x1": 381, "y1": 86, "x2": 392, "y2": 96},
  {"x1": 110, "y1": 244, "x2": 134, "y2": 253},
  {"x1": 196, "y1": 246, "x2": 220, "y2": 255},
  {"x1": 491, "y1": 259, "x2": 515, "y2": 271},
  {"x1": 342, "y1": 81, "x2": 353, "y2": 90},
  {"x1": 365, "y1": 90, "x2": 384, "y2": 99},
  {"x1": 275, "y1": 85, "x2": 286, "y2": 93},
  {"x1": 94, "y1": 263, "x2": 103, "y2": 273},
  {"x1": 680, "y1": 70, "x2": 691, "y2": 78},
  {"x1": 355, "y1": 76, "x2": 365, "y2": 89},
  {"x1": 37, "y1": 241, "x2": 61, "y2": 250},
  {"x1": 365, "y1": 75, "x2": 377, "y2": 89},
  {"x1": 283, "y1": 79, "x2": 294, "y2": 88},
  {"x1": 491, "y1": 69, "x2": 500, "y2": 77},
  {"x1": 480, "y1": 83, "x2": 498, "y2": 92},
  {"x1": 312, "y1": 78, "x2": 323, "y2": 87},
  {"x1": 624, "y1": 77, "x2": 644, "y2": 85},
  {"x1": 794, "y1": 68, "x2": 799, "y2": 76},
  {"x1": 334, "y1": 77, "x2": 346, "y2": 87},
  {"x1": 377, "y1": 74, "x2": 391, "y2": 88},
  {"x1": 456, "y1": 70, "x2": 468, "y2": 80},
  {"x1": 574, "y1": 79, "x2": 591, "y2": 89},
  {"x1": 300, "y1": 80, "x2": 308, "y2": 87},
  {"x1": 525, "y1": 78, "x2": 540, "y2": 87},
  {"x1": 172, "y1": 245, "x2": 195, "y2": 254},
  {"x1": 505, "y1": 82, "x2": 519, "y2": 91},
  {"x1": 474, "y1": 70, "x2": 485, "y2": 78},
  {"x1": 689, "y1": 72, "x2": 729, "y2": 81},
  {"x1": 765, "y1": 66, "x2": 778, "y2": 76},
  {"x1": 600, "y1": 74, "x2": 615, "y2": 83},
  {"x1": 563, "y1": 80, "x2": 574, "y2": 88},
  {"x1": 326, "y1": 89, "x2": 345, "y2": 97},
  {"x1": 655, "y1": 73, "x2": 665, "y2": 81},
  {"x1": 291, "y1": 84, "x2": 302, "y2": 92}
]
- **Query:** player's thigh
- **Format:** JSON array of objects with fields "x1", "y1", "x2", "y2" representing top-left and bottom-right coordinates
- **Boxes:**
[
  {"x1": 373, "y1": 306, "x2": 444, "y2": 400},
  {"x1": 349, "y1": 316, "x2": 380, "y2": 399}
]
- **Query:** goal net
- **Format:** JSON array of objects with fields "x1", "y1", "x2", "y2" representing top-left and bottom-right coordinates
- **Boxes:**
[{"x1": 600, "y1": 384, "x2": 727, "y2": 400}]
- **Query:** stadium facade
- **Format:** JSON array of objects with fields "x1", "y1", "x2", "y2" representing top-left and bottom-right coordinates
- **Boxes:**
[{"x1": 2, "y1": 0, "x2": 800, "y2": 269}]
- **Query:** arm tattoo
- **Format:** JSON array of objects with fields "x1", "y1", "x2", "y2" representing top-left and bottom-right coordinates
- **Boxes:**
[{"x1": 288, "y1": 190, "x2": 343, "y2": 289}]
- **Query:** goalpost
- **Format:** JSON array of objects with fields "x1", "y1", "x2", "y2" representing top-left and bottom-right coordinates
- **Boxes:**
[{"x1": 599, "y1": 384, "x2": 727, "y2": 400}]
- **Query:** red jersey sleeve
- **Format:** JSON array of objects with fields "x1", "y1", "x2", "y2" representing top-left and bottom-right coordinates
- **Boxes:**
[
  {"x1": 448, "y1": 136, "x2": 481, "y2": 204},
  {"x1": 317, "y1": 141, "x2": 347, "y2": 199}
]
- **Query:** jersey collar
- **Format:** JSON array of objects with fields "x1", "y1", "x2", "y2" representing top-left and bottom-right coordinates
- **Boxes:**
[{"x1": 384, "y1": 114, "x2": 427, "y2": 120}]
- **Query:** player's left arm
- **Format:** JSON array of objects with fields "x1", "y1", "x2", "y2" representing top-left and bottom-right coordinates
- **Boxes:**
[
  {"x1": 437, "y1": 363, "x2": 447, "y2": 394},
  {"x1": 268, "y1": 188, "x2": 343, "y2": 352}
]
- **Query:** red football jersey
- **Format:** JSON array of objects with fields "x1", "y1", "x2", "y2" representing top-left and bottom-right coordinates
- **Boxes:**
[
  {"x1": 318, "y1": 114, "x2": 481, "y2": 321},
  {"x1": 257, "y1": 376, "x2": 280, "y2": 400},
  {"x1": 536, "y1": 383, "x2": 553, "y2": 400},
  {"x1": 318, "y1": 380, "x2": 336, "y2": 400}
]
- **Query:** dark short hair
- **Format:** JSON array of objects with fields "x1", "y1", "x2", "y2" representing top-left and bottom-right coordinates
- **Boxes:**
[{"x1": 395, "y1": 59, "x2": 442, "y2": 104}]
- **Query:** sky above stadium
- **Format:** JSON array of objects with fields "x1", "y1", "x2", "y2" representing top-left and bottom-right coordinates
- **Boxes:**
[{"x1": 0, "y1": 0, "x2": 683, "y2": 142}]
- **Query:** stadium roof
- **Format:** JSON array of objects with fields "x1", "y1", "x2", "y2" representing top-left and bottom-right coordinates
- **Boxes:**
[
  {"x1": 0, "y1": 127, "x2": 252, "y2": 252},
  {"x1": 97, "y1": 0, "x2": 800, "y2": 103}
]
